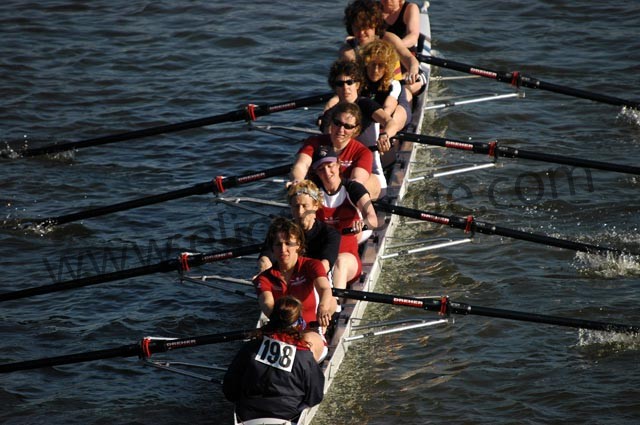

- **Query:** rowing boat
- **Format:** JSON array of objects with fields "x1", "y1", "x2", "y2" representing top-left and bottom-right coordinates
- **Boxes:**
[
  {"x1": 189, "y1": 2, "x2": 435, "y2": 424},
  {"x1": 298, "y1": 3, "x2": 433, "y2": 424},
  {"x1": 2, "y1": 1, "x2": 640, "y2": 423}
]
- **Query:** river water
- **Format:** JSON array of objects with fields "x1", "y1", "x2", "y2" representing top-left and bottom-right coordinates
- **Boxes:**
[{"x1": 1, "y1": 1, "x2": 639, "y2": 424}]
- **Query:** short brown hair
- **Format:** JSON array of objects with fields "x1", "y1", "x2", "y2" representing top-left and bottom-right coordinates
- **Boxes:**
[
  {"x1": 330, "y1": 101, "x2": 362, "y2": 134},
  {"x1": 328, "y1": 59, "x2": 364, "y2": 89},
  {"x1": 265, "y1": 217, "x2": 305, "y2": 255}
]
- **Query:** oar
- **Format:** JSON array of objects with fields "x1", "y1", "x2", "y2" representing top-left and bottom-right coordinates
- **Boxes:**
[
  {"x1": 0, "y1": 328, "x2": 257, "y2": 373},
  {"x1": 20, "y1": 92, "x2": 334, "y2": 157},
  {"x1": 396, "y1": 132, "x2": 640, "y2": 176},
  {"x1": 374, "y1": 202, "x2": 638, "y2": 257},
  {"x1": 0, "y1": 243, "x2": 263, "y2": 303},
  {"x1": 417, "y1": 54, "x2": 640, "y2": 110},
  {"x1": 12, "y1": 164, "x2": 290, "y2": 229},
  {"x1": 333, "y1": 288, "x2": 640, "y2": 335}
]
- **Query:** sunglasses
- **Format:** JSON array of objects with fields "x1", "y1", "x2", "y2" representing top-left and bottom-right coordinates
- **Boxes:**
[
  {"x1": 334, "y1": 79, "x2": 355, "y2": 87},
  {"x1": 332, "y1": 118, "x2": 358, "y2": 130}
]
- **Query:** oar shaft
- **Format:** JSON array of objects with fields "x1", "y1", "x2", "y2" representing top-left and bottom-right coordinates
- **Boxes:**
[
  {"x1": 21, "y1": 92, "x2": 334, "y2": 157},
  {"x1": 0, "y1": 344, "x2": 141, "y2": 372},
  {"x1": 43, "y1": 182, "x2": 213, "y2": 226},
  {"x1": 0, "y1": 329, "x2": 256, "y2": 373},
  {"x1": 374, "y1": 202, "x2": 631, "y2": 256},
  {"x1": 449, "y1": 302, "x2": 640, "y2": 334},
  {"x1": 418, "y1": 54, "x2": 640, "y2": 109},
  {"x1": 0, "y1": 244, "x2": 263, "y2": 303},
  {"x1": 333, "y1": 288, "x2": 640, "y2": 334},
  {"x1": 501, "y1": 148, "x2": 640, "y2": 176},
  {"x1": 0, "y1": 261, "x2": 176, "y2": 302},
  {"x1": 35, "y1": 164, "x2": 290, "y2": 227},
  {"x1": 397, "y1": 132, "x2": 640, "y2": 176}
]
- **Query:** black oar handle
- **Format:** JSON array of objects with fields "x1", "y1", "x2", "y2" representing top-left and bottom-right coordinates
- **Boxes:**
[
  {"x1": 396, "y1": 132, "x2": 640, "y2": 176},
  {"x1": 21, "y1": 92, "x2": 334, "y2": 157},
  {"x1": 342, "y1": 224, "x2": 369, "y2": 235},
  {"x1": 373, "y1": 202, "x2": 636, "y2": 257},
  {"x1": 0, "y1": 243, "x2": 263, "y2": 303},
  {"x1": 418, "y1": 54, "x2": 640, "y2": 110},
  {"x1": 333, "y1": 288, "x2": 640, "y2": 335}
]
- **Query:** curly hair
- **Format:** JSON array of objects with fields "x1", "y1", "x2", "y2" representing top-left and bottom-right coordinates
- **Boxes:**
[
  {"x1": 344, "y1": 0, "x2": 385, "y2": 37},
  {"x1": 328, "y1": 59, "x2": 365, "y2": 89},
  {"x1": 358, "y1": 39, "x2": 398, "y2": 92}
]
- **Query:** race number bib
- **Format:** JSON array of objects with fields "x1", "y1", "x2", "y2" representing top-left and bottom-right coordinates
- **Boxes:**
[{"x1": 255, "y1": 336, "x2": 297, "y2": 372}]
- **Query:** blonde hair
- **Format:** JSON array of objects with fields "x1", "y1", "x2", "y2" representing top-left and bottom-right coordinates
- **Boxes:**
[
  {"x1": 359, "y1": 39, "x2": 398, "y2": 92},
  {"x1": 287, "y1": 180, "x2": 323, "y2": 208}
]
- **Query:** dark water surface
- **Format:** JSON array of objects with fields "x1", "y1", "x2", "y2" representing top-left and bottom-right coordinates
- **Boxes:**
[{"x1": 1, "y1": 1, "x2": 639, "y2": 424}]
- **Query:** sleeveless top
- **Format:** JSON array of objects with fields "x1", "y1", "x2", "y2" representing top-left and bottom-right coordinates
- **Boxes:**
[{"x1": 385, "y1": 2, "x2": 417, "y2": 53}]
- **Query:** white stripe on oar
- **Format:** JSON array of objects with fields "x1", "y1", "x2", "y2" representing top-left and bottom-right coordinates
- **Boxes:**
[
  {"x1": 344, "y1": 318, "x2": 449, "y2": 342},
  {"x1": 250, "y1": 123, "x2": 321, "y2": 135},
  {"x1": 182, "y1": 275, "x2": 257, "y2": 300},
  {"x1": 424, "y1": 92, "x2": 523, "y2": 110},
  {"x1": 381, "y1": 238, "x2": 472, "y2": 259},
  {"x1": 408, "y1": 162, "x2": 496, "y2": 182},
  {"x1": 430, "y1": 75, "x2": 482, "y2": 81},
  {"x1": 144, "y1": 359, "x2": 225, "y2": 383}
]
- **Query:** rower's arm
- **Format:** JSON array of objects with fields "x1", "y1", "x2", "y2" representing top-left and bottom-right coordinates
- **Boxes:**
[
  {"x1": 350, "y1": 166, "x2": 371, "y2": 186},
  {"x1": 358, "y1": 193, "x2": 378, "y2": 229},
  {"x1": 371, "y1": 108, "x2": 401, "y2": 154},
  {"x1": 371, "y1": 108, "x2": 401, "y2": 138},
  {"x1": 383, "y1": 31, "x2": 420, "y2": 78},
  {"x1": 401, "y1": 2, "x2": 421, "y2": 49},
  {"x1": 257, "y1": 255, "x2": 272, "y2": 273},
  {"x1": 258, "y1": 291, "x2": 275, "y2": 317},
  {"x1": 339, "y1": 40, "x2": 357, "y2": 62},
  {"x1": 314, "y1": 276, "x2": 336, "y2": 327},
  {"x1": 290, "y1": 153, "x2": 312, "y2": 184}
]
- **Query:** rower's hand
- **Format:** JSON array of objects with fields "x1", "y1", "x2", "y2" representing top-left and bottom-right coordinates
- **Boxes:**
[
  {"x1": 317, "y1": 304, "x2": 332, "y2": 327},
  {"x1": 376, "y1": 132, "x2": 391, "y2": 153},
  {"x1": 285, "y1": 179, "x2": 300, "y2": 189},
  {"x1": 351, "y1": 220, "x2": 367, "y2": 235},
  {"x1": 403, "y1": 71, "x2": 419, "y2": 85}
]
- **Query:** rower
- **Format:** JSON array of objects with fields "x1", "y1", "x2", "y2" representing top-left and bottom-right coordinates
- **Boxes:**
[
  {"x1": 257, "y1": 180, "x2": 340, "y2": 276},
  {"x1": 358, "y1": 40, "x2": 412, "y2": 134},
  {"x1": 223, "y1": 296, "x2": 325, "y2": 425},
  {"x1": 381, "y1": 0, "x2": 421, "y2": 53},
  {"x1": 340, "y1": 0, "x2": 425, "y2": 99},
  {"x1": 311, "y1": 145, "x2": 378, "y2": 295},
  {"x1": 321, "y1": 61, "x2": 401, "y2": 198},
  {"x1": 291, "y1": 101, "x2": 380, "y2": 199},
  {"x1": 253, "y1": 217, "x2": 336, "y2": 361}
]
